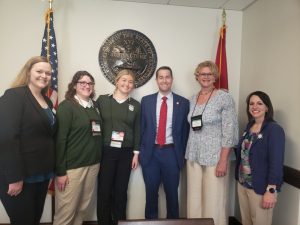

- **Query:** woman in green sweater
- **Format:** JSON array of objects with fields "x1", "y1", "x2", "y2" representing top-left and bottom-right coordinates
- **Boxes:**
[
  {"x1": 97, "y1": 69, "x2": 140, "y2": 225},
  {"x1": 53, "y1": 71, "x2": 102, "y2": 225}
]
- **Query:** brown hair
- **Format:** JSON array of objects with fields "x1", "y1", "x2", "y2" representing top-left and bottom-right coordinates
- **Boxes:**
[
  {"x1": 65, "y1": 71, "x2": 95, "y2": 102},
  {"x1": 246, "y1": 91, "x2": 275, "y2": 122},
  {"x1": 155, "y1": 66, "x2": 173, "y2": 79}
]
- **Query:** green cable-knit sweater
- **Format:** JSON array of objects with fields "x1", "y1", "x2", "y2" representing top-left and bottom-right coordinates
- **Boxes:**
[
  {"x1": 96, "y1": 95, "x2": 140, "y2": 150},
  {"x1": 55, "y1": 100, "x2": 102, "y2": 176}
]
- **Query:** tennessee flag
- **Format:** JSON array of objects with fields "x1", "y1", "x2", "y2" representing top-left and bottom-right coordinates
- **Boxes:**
[{"x1": 215, "y1": 24, "x2": 228, "y2": 90}]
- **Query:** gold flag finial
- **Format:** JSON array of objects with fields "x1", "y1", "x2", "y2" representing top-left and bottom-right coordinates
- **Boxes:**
[
  {"x1": 222, "y1": 9, "x2": 226, "y2": 26},
  {"x1": 48, "y1": 0, "x2": 53, "y2": 9}
]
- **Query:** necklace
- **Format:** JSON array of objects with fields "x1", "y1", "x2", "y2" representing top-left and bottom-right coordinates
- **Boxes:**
[{"x1": 200, "y1": 88, "x2": 214, "y2": 95}]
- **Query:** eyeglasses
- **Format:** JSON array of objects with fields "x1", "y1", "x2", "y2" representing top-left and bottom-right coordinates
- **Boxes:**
[
  {"x1": 198, "y1": 73, "x2": 214, "y2": 77},
  {"x1": 77, "y1": 81, "x2": 95, "y2": 87}
]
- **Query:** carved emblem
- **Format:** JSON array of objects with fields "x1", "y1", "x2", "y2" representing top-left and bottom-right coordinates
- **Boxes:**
[{"x1": 99, "y1": 29, "x2": 157, "y2": 88}]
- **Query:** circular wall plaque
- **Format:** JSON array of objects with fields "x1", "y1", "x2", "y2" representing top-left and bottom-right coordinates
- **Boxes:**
[{"x1": 99, "y1": 29, "x2": 157, "y2": 88}]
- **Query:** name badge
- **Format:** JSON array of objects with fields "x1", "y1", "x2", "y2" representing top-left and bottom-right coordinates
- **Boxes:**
[
  {"x1": 91, "y1": 120, "x2": 101, "y2": 136},
  {"x1": 191, "y1": 115, "x2": 203, "y2": 131},
  {"x1": 110, "y1": 131, "x2": 125, "y2": 148}
]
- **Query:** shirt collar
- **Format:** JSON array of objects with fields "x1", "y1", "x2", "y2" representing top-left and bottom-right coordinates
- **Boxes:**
[
  {"x1": 74, "y1": 95, "x2": 93, "y2": 108},
  {"x1": 158, "y1": 92, "x2": 173, "y2": 100}
]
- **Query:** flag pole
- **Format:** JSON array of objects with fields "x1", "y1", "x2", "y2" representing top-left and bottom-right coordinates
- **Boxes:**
[{"x1": 41, "y1": 0, "x2": 58, "y2": 222}]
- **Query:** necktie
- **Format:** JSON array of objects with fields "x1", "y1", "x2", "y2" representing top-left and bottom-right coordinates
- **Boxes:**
[{"x1": 157, "y1": 96, "x2": 167, "y2": 146}]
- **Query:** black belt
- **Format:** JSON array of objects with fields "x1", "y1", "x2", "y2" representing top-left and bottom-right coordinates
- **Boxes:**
[{"x1": 154, "y1": 144, "x2": 174, "y2": 149}]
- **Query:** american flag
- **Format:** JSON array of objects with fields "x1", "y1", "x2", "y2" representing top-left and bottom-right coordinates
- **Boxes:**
[
  {"x1": 41, "y1": 8, "x2": 58, "y2": 195},
  {"x1": 41, "y1": 9, "x2": 58, "y2": 109}
]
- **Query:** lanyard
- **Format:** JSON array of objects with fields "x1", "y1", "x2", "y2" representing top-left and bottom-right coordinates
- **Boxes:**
[
  {"x1": 76, "y1": 97, "x2": 100, "y2": 121},
  {"x1": 191, "y1": 88, "x2": 215, "y2": 117}
]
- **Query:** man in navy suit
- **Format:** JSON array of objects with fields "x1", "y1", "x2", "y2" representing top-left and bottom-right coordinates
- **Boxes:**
[{"x1": 140, "y1": 66, "x2": 189, "y2": 219}]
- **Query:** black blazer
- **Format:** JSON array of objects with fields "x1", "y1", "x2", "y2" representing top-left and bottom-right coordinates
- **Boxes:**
[{"x1": 0, "y1": 86, "x2": 56, "y2": 184}]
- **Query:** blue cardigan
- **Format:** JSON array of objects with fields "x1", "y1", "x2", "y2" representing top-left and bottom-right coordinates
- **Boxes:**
[{"x1": 235, "y1": 120, "x2": 285, "y2": 195}]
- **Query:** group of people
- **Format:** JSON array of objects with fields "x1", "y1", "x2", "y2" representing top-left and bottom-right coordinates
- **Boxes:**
[{"x1": 0, "y1": 56, "x2": 285, "y2": 225}]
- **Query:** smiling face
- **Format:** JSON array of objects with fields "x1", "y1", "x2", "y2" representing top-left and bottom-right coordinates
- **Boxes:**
[
  {"x1": 116, "y1": 74, "x2": 134, "y2": 95},
  {"x1": 74, "y1": 75, "x2": 94, "y2": 101},
  {"x1": 28, "y1": 62, "x2": 51, "y2": 91},
  {"x1": 156, "y1": 69, "x2": 173, "y2": 95},
  {"x1": 196, "y1": 66, "x2": 216, "y2": 89},
  {"x1": 248, "y1": 95, "x2": 268, "y2": 122}
]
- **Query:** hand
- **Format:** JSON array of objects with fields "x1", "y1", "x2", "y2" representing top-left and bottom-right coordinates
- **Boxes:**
[
  {"x1": 215, "y1": 159, "x2": 228, "y2": 177},
  {"x1": 7, "y1": 181, "x2": 23, "y2": 196},
  {"x1": 262, "y1": 192, "x2": 277, "y2": 209},
  {"x1": 131, "y1": 154, "x2": 139, "y2": 170},
  {"x1": 56, "y1": 175, "x2": 69, "y2": 192}
]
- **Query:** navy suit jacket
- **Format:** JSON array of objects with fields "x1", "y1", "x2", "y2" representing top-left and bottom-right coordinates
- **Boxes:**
[
  {"x1": 0, "y1": 86, "x2": 56, "y2": 184},
  {"x1": 139, "y1": 92, "x2": 189, "y2": 169},
  {"x1": 235, "y1": 120, "x2": 285, "y2": 195}
]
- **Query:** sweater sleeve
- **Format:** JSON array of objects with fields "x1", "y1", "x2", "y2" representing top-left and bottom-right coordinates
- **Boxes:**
[
  {"x1": 55, "y1": 101, "x2": 73, "y2": 176},
  {"x1": 133, "y1": 102, "x2": 141, "y2": 151}
]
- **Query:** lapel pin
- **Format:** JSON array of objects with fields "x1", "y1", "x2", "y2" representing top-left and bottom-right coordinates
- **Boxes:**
[{"x1": 129, "y1": 104, "x2": 134, "y2": 111}]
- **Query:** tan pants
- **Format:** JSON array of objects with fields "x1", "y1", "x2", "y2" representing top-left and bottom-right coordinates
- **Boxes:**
[
  {"x1": 186, "y1": 160, "x2": 229, "y2": 225},
  {"x1": 53, "y1": 163, "x2": 100, "y2": 225},
  {"x1": 237, "y1": 182, "x2": 273, "y2": 225}
]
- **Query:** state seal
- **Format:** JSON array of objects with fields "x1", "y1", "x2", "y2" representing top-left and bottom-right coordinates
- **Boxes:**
[{"x1": 99, "y1": 29, "x2": 157, "y2": 88}]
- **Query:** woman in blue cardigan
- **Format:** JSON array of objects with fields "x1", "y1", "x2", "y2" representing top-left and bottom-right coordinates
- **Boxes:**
[{"x1": 235, "y1": 91, "x2": 285, "y2": 225}]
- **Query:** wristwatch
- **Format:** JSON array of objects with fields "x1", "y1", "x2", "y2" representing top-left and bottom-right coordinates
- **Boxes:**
[{"x1": 266, "y1": 186, "x2": 277, "y2": 194}]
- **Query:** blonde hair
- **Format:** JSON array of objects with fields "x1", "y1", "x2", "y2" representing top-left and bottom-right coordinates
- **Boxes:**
[
  {"x1": 11, "y1": 56, "x2": 51, "y2": 93},
  {"x1": 114, "y1": 69, "x2": 136, "y2": 92},
  {"x1": 115, "y1": 69, "x2": 135, "y2": 84},
  {"x1": 194, "y1": 60, "x2": 219, "y2": 80}
]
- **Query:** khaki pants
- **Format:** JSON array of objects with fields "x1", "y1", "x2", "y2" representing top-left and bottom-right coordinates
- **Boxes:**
[
  {"x1": 53, "y1": 163, "x2": 100, "y2": 225},
  {"x1": 186, "y1": 160, "x2": 229, "y2": 225},
  {"x1": 237, "y1": 182, "x2": 273, "y2": 225}
]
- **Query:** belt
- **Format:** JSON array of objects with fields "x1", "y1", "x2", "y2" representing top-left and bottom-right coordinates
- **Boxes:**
[{"x1": 154, "y1": 144, "x2": 174, "y2": 149}]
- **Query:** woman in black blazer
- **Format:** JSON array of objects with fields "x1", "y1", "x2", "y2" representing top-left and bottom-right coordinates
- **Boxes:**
[{"x1": 0, "y1": 56, "x2": 56, "y2": 225}]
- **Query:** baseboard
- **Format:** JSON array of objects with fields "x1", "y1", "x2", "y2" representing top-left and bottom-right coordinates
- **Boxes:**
[{"x1": 0, "y1": 217, "x2": 242, "y2": 225}]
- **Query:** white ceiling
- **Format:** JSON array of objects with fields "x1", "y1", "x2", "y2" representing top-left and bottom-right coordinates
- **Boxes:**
[{"x1": 112, "y1": 0, "x2": 257, "y2": 11}]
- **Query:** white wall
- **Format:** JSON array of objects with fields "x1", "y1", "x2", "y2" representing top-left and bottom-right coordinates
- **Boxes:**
[
  {"x1": 0, "y1": 0, "x2": 243, "y2": 223},
  {"x1": 240, "y1": 0, "x2": 300, "y2": 224}
]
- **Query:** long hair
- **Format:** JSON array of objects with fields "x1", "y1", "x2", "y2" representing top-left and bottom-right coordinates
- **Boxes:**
[
  {"x1": 11, "y1": 56, "x2": 51, "y2": 93},
  {"x1": 246, "y1": 91, "x2": 275, "y2": 122},
  {"x1": 65, "y1": 71, "x2": 95, "y2": 102}
]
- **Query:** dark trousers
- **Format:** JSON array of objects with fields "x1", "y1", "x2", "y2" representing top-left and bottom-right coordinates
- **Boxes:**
[
  {"x1": 142, "y1": 145, "x2": 180, "y2": 219},
  {"x1": 0, "y1": 179, "x2": 49, "y2": 225},
  {"x1": 97, "y1": 146, "x2": 133, "y2": 225}
]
